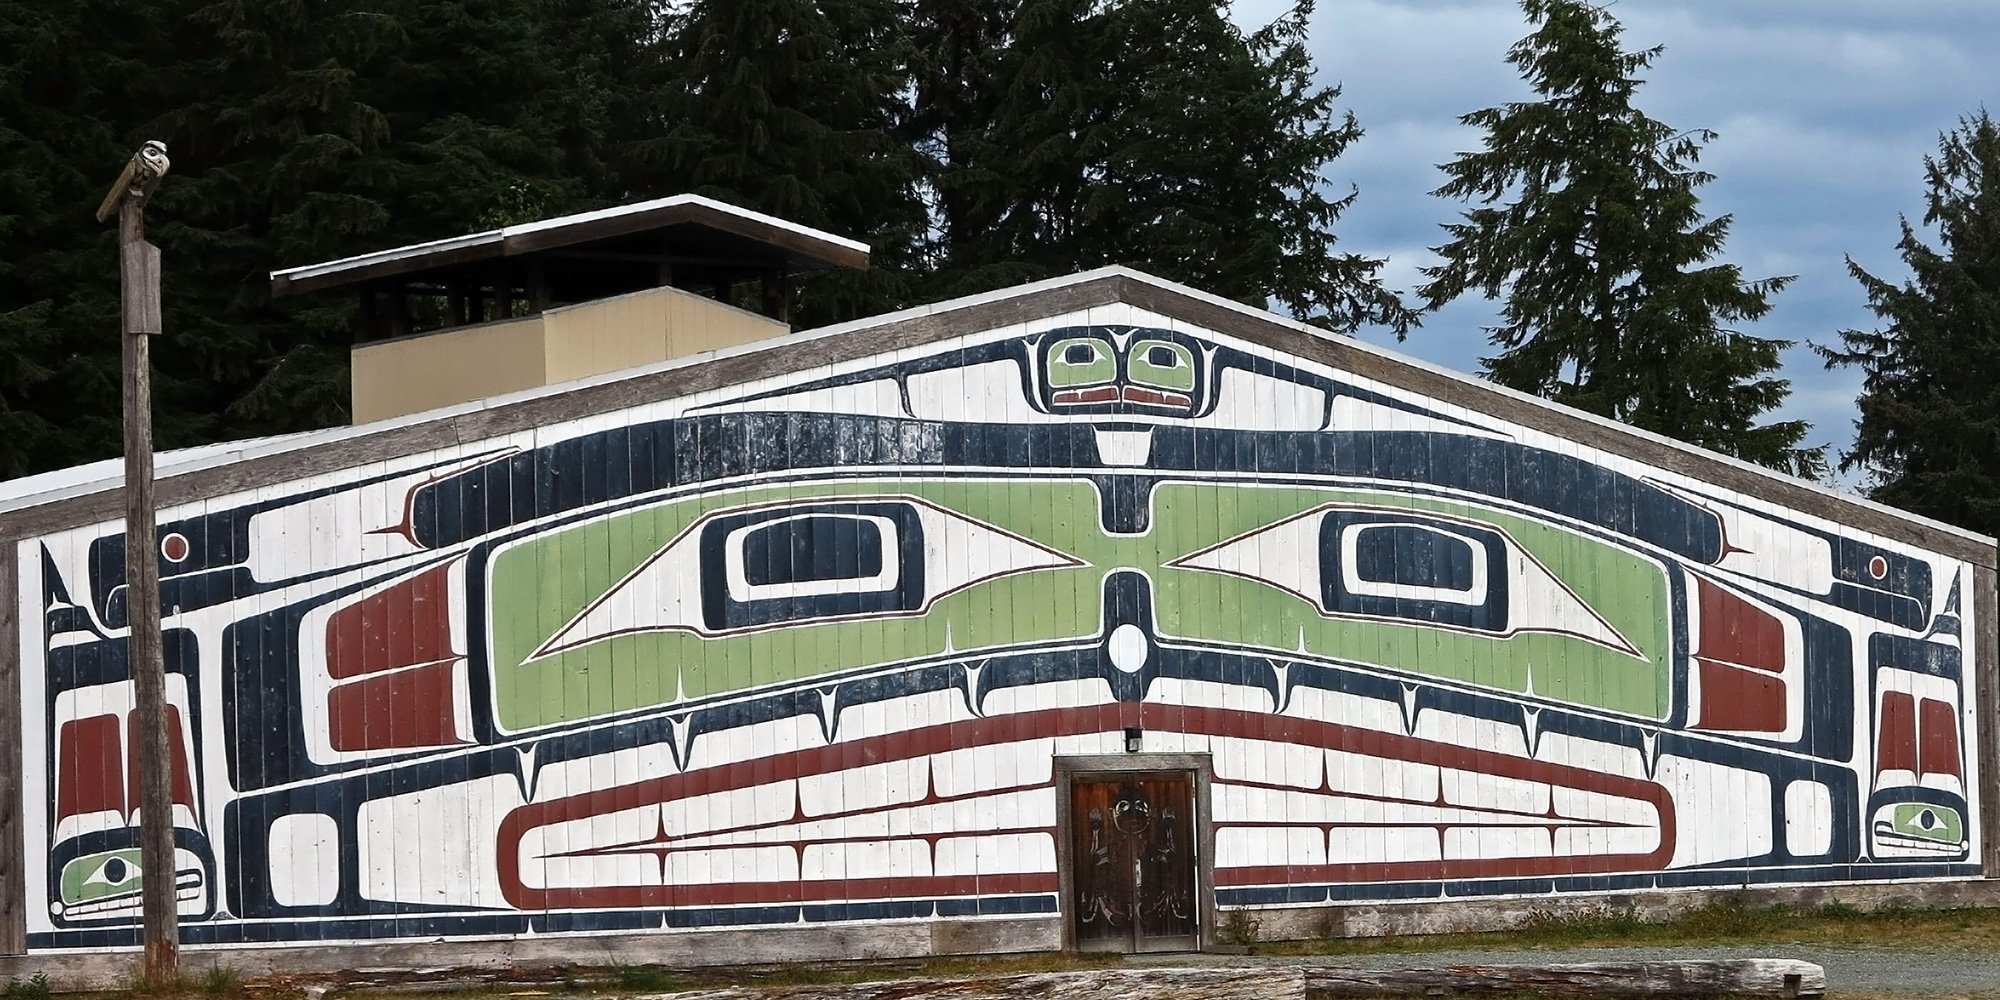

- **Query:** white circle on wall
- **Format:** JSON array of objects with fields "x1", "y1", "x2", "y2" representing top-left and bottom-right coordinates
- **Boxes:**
[{"x1": 1107, "y1": 624, "x2": 1148, "y2": 673}]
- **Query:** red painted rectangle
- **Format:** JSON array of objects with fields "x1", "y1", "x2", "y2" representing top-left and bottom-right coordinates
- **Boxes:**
[
  {"x1": 55, "y1": 715, "x2": 124, "y2": 821},
  {"x1": 1693, "y1": 659, "x2": 1785, "y2": 732},
  {"x1": 326, "y1": 565, "x2": 455, "y2": 679},
  {"x1": 1696, "y1": 580, "x2": 1785, "y2": 672},
  {"x1": 327, "y1": 659, "x2": 463, "y2": 751},
  {"x1": 1877, "y1": 690, "x2": 1918, "y2": 776},
  {"x1": 1919, "y1": 697, "x2": 1962, "y2": 778}
]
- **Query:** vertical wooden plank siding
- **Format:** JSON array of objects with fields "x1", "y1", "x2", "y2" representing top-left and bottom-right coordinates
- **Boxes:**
[
  {"x1": 0, "y1": 277, "x2": 1992, "y2": 956},
  {"x1": 1979, "y1": 562, "x2": 1999, "y2": 876},
  {"x1": 0, "y1": 547, "x2": 25, "y2": 954}
]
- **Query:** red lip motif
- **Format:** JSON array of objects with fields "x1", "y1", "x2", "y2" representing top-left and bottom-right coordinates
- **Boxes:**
[
  {"x1": 1119, "y1": 386, "x2": 1192, "y2": 409},
  {"x1": 494, "y1": 704, "x2": 1673, "y2": 911},
  {"x1": 1049, "y1": 386, "x2": 1192, "y2": 409},
  {"x1": 1051, "y1": 386, "x2": 1122, "y2": 406}
]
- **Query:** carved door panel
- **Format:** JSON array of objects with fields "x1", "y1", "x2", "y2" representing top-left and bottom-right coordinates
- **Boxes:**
[{"x1": 1069, "y1": 773, "x2": 1198, "y2": 952}]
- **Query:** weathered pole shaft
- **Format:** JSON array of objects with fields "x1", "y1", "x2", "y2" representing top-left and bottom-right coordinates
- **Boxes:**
[{"x1": 119, "y1": 199, "x2": 177, "y2": 984}]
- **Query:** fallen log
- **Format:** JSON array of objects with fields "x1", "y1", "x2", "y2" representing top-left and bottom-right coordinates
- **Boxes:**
[
  {"x1": 637, "y1": 960, "x2": 1823, "y2": 1000},
  {"x1": 652, "y1": 968, "x2": 1303, "y2": 1000},
  {"x1": 1305, "y1": 959, "x2": 1826, "y2": 998}
]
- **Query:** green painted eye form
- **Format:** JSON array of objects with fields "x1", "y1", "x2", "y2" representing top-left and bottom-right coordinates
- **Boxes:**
[
  {"x1": 60, "y1": 850, "x2": 144, "y2": 904},
  {"x1": 1046, "y1": 337, "x2": 1116, "y2": 387},
  {"x1": 1128, "y1": 340, "x2": 1195, "y2": 392},
  {"x1": 1891, "y1": 802, "x2": 1963, "y2": 842}
]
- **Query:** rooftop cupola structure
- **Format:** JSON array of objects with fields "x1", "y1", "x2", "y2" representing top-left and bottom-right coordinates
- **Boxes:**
[{"x1": 269, "y1": 194, "x2": 869, "y2": 423}]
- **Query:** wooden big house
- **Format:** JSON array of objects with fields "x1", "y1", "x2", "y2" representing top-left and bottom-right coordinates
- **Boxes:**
[{"x1": 0, "y1": 196, "x2": 1993, "y2": 979}]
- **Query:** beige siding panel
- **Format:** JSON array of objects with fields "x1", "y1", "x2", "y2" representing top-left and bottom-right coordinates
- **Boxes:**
[
  {"x1": 350, "y1": 289, "x2": 783, "y2": 425},
  {"x1": 351, "y1": 318, "x2": 549, "y2": 423},
  {"x1": 542, "y1": 287, "x2": 787, "y2": 385}
]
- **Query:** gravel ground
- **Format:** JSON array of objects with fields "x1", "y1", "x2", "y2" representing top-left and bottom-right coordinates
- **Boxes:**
[{"x1": 1133, "y1": 944, "x2": 2000, "y2": 996}]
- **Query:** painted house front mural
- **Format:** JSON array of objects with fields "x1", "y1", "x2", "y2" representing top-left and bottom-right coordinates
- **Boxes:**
[{"x1": 8, "y1": 275, "x2": 1990, "y2": 955}]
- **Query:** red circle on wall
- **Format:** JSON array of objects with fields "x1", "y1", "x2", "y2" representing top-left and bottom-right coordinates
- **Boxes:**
[
  {"x1": 161, "y1": 532, "x2": 190, "y2": 563},
  {"x1": 1868, "y1": 554, "x2": 1888, "y2": 580}
]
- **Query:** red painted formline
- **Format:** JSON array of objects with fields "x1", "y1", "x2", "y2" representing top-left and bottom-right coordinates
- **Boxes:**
[
  {"x1": 1696, "y1": 579, "x2": 1785, "y2": 673},
  {"x1": 1919, "y1": 697, "x2": 1962, "y2": 779},
  {"x1": 326, "y1": 563, "x2": 456, "y2": 679},
  {"x1": 1877, "y1": 690, "x2": 1918, "y2": 777},
  {"x1": 496, "y1": 703, "x2": 1674, "y2": 910},
  {"x1": 1692, "y1": 659, "x2": 1786, "y2": 733}
]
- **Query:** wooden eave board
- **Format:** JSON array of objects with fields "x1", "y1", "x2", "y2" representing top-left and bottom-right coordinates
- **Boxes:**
[{"x1": 268, "y1": 195, "x2": 870, "y2": 298}]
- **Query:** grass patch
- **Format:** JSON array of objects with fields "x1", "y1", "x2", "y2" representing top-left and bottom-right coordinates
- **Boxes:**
[
  {"x1": 909, "y1": 953, "x2": 1124, "y2": 980},
  {"x1": 608, "y1": 967, "x2": 686, "y2": 993},
  {"x1": 3, "y1": 976, "x2": 51, "y2": 1000},
  {"x1": 125, "y1": 973, "x2": 190, "y2": 997},
  {"x1": 199, "y1": 967, "x2": 241, "y2": 997},
  {"x1": 1256, "y1": 900, "x2": 2000, "y2": 956}
]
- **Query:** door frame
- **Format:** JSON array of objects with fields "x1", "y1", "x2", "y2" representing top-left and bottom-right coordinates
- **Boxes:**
[{"x1": 1053, "y1": 753, "x2": 1216, "y2": 953}]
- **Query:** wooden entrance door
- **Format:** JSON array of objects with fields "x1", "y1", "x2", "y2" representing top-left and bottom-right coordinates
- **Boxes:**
[{"x1": 1068, "y1": 772, "x2": 1199, "y2": 952}]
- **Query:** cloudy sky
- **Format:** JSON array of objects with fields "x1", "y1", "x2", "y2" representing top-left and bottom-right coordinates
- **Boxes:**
[{"x1": 1227, "y1": 0, "x2": 1999, "y2": 489}]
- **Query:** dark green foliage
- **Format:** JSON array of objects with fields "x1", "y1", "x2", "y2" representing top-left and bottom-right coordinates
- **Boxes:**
[
  {"x1": 1419, "y1": 0, "x2": 1821, "y2": 477},
  {"x1": 912, "y1": 0, "x2": 1413, "y2": 333},
  {"x1": 0, "y1": 0, "x2": 1396, "y2": 477},
  {"x1": 0, "y1": 0, "x2": 151, "y2": 477},
  {"x1": 0, "y1": 0, "x2": 662, "y2": 472},
  {"x1": 649, "y1": 0, "x2": 926, "y2": 325},
  {"x1": 1820, "y1": 111, "x2": 2000, "y2": 535},
  {"x1": 149, "y1": 0, "x2": 652, "y2": 438}
]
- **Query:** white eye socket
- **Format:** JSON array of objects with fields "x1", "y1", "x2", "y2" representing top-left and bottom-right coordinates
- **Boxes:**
[
  {"x1": 1169, "y1": 505, "x2": 1636, "y2": 655},
  {"x1": 1171, "y1": 508, "x2": 1503, "y2": 626},
  {"x1": 82, "y1": 855, "x2": 141, "y2": 890},
  {"x1": 1062, "y1": 343, "x2": 1101, "y2": 366},
  {"x1": 1340, "y1": 522, "x2": 1489, "y2": 606},
  {"x1": 724, "y1": 513, "x2": 901, "y2": 602},
  {"x1": 532, "y1": 496, "x2": 1079, "y2": 656}
]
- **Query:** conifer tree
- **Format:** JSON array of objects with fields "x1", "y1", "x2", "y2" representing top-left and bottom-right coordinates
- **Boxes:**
[
  {"x1": 652, "y1": 0, "x2": 925, "y2": 325},
  {"x1": 1820, "y1": 111, "x2": 2000, "y2": 534},
  {"x1": 0, "y1": 0, "x2": 662, "y2": 473},
  {"x1": 1419, "y1": 0, "x2": 1820, "y2": 476},
  {"x1": 152, "y1": 0, "x2": 648, "y2": 437},
  {"x1": 0, "y1": 0, "x2": 163, "y2": 475},
  {"x1": 0, "y1": 0, "x2": 1415, "y2": 477},
  {"x1": 910, "y1": 0, "x2": 1413, "y2": 334}
]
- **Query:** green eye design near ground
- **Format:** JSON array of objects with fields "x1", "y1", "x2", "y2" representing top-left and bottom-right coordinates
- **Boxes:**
[
  {"x1": 60, "y1": 850, "x2": 143, "y2": 907},
  {"x1": 485, "y1": 479, "x2": 1671, "y2": 731},
  {"x1": 1046, "y1": 337, "x2": 1116, "y2": 387},
  {"x1": 1889, "y1": 802, "x2": 1964, "y2": 844},
  {"x1": 1129, "y1": 340, "x2": 1195, "y2": 392}
]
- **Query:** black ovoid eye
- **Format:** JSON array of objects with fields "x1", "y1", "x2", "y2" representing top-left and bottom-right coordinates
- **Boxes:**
[
  {"x1": 1147, "y1": 345, "x2": 1180, "y2": 368},
  {"x1": 739, "y1": 515, "x2": 888, "y2": 588},
  {"x1": 702, "y1": 503, "x2": 924, "y2": 630},
  {"x1": 1065, "y1": 343, "x2": 1098, "y2": 365}
]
